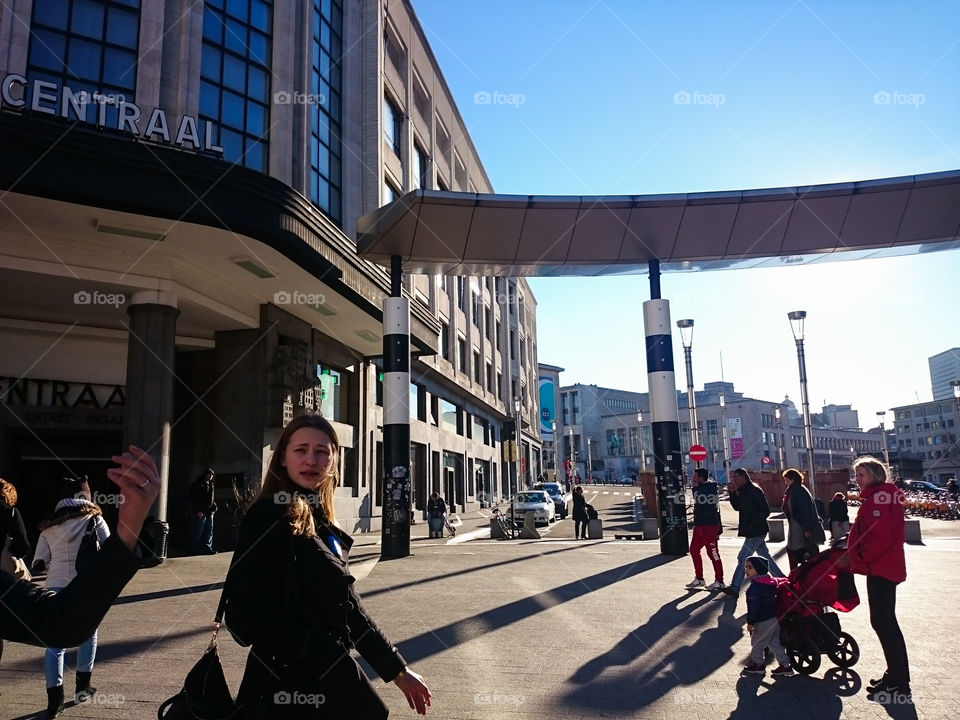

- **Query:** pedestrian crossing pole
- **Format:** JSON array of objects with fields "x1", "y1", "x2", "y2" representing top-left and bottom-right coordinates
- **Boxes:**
[
  {"x1": 643, "y1": 260, "x2": 690, "y2": 556},
  {"x1": 381, "y1": 255, "x2": 411, "y2": 559}
]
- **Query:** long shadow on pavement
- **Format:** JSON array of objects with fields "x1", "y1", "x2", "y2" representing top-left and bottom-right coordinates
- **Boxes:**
[{"x1": 388, "y1": 553, "x2": 677, "y2": 666}]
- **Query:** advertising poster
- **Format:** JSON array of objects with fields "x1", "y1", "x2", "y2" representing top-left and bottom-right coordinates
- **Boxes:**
[
  {"x1": 728, "y1": 417, "x2": 743, "y2": 459},
  {"x1": 539, "y1": 377, "x2": 555, "y2": 440}
]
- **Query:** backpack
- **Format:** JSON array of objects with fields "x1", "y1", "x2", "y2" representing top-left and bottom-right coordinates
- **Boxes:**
[{"x1": 75, "y1": 516, "x2": 101, "y2": 575}]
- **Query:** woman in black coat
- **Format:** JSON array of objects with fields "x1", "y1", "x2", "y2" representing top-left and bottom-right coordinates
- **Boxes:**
[
  {"x1": 572, "y1": 486, "x2": 589, "y2": 540},
  {"x1": 226, "y1": 414, "x2": 431, "y2": 717},
  {"x1": 782, "y1": 468, "x2": 825, "y2": 568}
]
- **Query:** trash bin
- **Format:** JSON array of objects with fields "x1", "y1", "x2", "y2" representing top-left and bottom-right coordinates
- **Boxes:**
[{"x1": 139, "y1": 519, "x2": 169, "y2": 568}]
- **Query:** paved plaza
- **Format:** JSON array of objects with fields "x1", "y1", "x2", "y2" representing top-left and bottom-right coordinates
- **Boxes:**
[{"x1": 1, "y1": 491, "x2": 957, "y2": 719}]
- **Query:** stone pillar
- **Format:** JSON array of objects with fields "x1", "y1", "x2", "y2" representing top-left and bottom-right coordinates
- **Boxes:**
[{"x1": 123, "y1": 290, "x2": 179, "y2": 528}]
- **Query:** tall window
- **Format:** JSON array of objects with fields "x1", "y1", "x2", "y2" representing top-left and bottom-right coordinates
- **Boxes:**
[
  {"x1": 199, "y1": 0, "x2": 272, "y2": 172},
  {"x1": 309, "y1": 0, "x2": 343, "y2": 223},
  {"x1": 28, "y1": 0, "x2": 141, "y2": 127},
  {"x1": 383, "y1": 95, "x2": 401, "y2": 154},
  {"x1": 412, "y1": 143, "x2": 428, "y2": 189}
]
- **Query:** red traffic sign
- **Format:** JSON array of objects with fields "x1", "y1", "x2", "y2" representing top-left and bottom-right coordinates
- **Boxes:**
[
  {"x1": 762, "y1": 456, "x2": 772, "y2": 465},
  {"x1": 689, "y1": 445, "x2": 707, "y2": 462}
]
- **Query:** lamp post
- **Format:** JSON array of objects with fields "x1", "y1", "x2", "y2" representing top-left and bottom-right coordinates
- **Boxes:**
[
  {"x1": 568, "y1": 425, "x2": 575, "y2": 485},
  {"x1": 551, "y1": 420, "x2": 560, "y2": 485},
  {"x1": 719, "y1": 391, "x2": 731, "y2": 483},
  {"x1": 512, "y1": 397, "x2": 522, "y2": 538},
  {"x1": 952, "y1": 381, "x2": 960, "y2": 479},
  {"x1": 877, "y1": 410, "x2": 890, "y2": 468},
  {"x1": 677, "y1": 319, "x2": 700, "y2": 465},
  {"x1": 637, "y1": 410, "x2": 646, "y2": 480},
  {"x1": 850, "y1": 444, "x2": 856, "y2": 468},
  {"x1": 587, "y1": 438, "x2": 593, "y2": 484},
  {"x1": 788, "y1": 310, "x2": 817, "y2": 499},
  {"x1": 774, "y1": 405, "x2": 785, "y2": 471}
]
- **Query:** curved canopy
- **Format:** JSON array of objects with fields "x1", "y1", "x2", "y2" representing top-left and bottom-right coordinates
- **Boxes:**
[{"x1": 357, "y1": 170, "x2": 960, "y2": 276}]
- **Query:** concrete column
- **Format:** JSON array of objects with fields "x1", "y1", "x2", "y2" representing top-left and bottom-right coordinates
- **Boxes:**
[{"x1": 123, "y1": 291, "x2": 179, "y2": 528}]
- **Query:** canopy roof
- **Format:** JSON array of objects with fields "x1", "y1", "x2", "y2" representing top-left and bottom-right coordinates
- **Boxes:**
[{"x1": 357, "y1": 170, "x2": 960, "y2": 276}]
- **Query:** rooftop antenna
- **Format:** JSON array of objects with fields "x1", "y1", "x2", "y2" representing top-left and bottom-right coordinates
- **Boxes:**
[{"x1": 720, "y1": 351, "x2": 725, "y2": 382}]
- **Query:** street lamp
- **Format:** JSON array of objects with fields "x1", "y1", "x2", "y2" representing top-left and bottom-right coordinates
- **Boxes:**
[
  {"x1": 677, "y1": 319, "x2": 700, "y2": 463},
  {"x1": 551, "y1": 420, "x2": 560, "y2": 485},
  {"x1": 788, "y1": 310, "x2": 817, "y2": 499},
  {"x1": 719, "y1": 391, "x2": 731, "y2": 483},
  {"x1": 877, "y1": 410, "x2": 890, "y2": 468},
  {"x1": 513, "y1": 397, "x2": 522, "y2": 538},
  {"x1": 637, "y1": 410, "x2": 647, "y2": 480},
  {"x1": 568, "y1": 425, "x2": 575, "y2": 485},
  {"x1": 774, "y1": 405, "x2": 785, "y2": 472}
]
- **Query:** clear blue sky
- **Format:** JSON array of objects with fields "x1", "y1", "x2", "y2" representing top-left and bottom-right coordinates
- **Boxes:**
[{"x1": 411, "y1": 0, "x2": 960, "y2": 425}]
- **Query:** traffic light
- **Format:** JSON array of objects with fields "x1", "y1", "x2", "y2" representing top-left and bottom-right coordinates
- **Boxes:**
[{"x1": 503, "y1": 418, "x2": 516, "y2": 442}]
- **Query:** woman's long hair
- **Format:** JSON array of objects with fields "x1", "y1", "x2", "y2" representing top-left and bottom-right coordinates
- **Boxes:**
[
  {"x1": 853, "y1": 457, "x2": 888, "y2": 487},
  {"x1": 782, "y1": 468, "x2": 804, "y2": 485},
  {"x1": 256, "y1": 414, "x2": 340, "y2": 536},
  {"x1": 0, "y1": 478, "x2": 17, "y2": 506}
]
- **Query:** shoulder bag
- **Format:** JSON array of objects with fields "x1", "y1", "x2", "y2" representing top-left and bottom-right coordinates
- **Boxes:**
[{"x1": 1, "y1": 507, "x2": 31, "y2": 581}]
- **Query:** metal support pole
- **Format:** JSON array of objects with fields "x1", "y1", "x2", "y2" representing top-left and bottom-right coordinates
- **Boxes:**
[
  {"x1": 775, "y1": 405, "x2": 785, "y2": 472},
  {"x1": 381, "y1": 255, "x2": 411, "y2": 559},
  {"x1": 795, "y1": 338, "x2": 817, "y2": 499},
  {"x1": 719, "y1": 392, "x2": 731, "y2": 482},
  {"x1": 643, "y1": 261, "x2": 688, "y2": 555}
]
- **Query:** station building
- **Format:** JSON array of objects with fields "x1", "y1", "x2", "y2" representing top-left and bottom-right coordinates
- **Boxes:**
[{"x1": 0, "y1": 0, "x2": 540, "y2": 547}]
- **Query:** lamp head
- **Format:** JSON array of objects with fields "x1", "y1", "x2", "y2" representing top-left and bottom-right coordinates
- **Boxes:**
[
  {"x1": 787, "y1": 310, "x2": 807, "y2": 340},
  {"x1": 951, "y1": 379, "x2": 960, "y2": 398},
  {"x1": 676, "y1": 318, "x2": 694, "y2": 348},
  {"x1": 636, "y1": 411, "x2": 642, "y2": 423}
]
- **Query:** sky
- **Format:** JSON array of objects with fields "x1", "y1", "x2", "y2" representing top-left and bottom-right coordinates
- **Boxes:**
[{"x1": 410, "y1": 0, "x2": 960, "y2": 426}]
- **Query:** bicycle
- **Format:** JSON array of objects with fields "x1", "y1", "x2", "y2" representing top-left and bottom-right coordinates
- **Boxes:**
[{"x1": 490, "y1": 505, "x2": 515, "y2": 539}]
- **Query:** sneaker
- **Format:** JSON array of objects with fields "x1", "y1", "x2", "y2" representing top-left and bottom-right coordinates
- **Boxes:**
[
  {"x1": 866, "y1": 673, "x2": 889, "y2": 692},
  {"x1": 741, "y1": 663, "x2": 765, "y2": 675},
  {"x1": 705, "y1": 580, "x2": 725, "y2": 591},
  {"x1": 685, "y1": 577, "x2": 706, "y2": 588},
  {"x1": 771, "y1": 664, "x2": 794, "y2": 677}
]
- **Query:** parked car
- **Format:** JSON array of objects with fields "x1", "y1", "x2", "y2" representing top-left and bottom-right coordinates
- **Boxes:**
[
  {"x1": 537, "y1": 482, "x2": 569, "y2": 519},
  {"x1": 509, "y1": 490, "x2": 556, "y2": 525},
  {"x1": 905, "y1": 480, "x2": 948, "y2": 495}
]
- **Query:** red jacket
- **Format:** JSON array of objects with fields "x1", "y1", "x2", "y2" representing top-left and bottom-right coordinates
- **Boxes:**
[{"x1": 847, "y1": 482, "x2": 906, "y2": 583}]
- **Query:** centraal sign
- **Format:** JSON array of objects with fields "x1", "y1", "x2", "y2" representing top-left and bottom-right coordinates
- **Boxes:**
[{"x1": 1, "y1": 73, "x2": 223, "y2": 153}]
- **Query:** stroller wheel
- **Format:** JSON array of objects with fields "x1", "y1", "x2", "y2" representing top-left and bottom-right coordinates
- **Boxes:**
[
  {"x1": 826, "y1": 631, "x2": 859, "y2": 668},
  {"x1": 788, "y1": 637, "x2": 821, "y2": 675}
]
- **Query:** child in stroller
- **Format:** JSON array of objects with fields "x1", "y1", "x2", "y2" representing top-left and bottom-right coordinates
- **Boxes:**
[{"x1": 776, "y1": 545, "x2": 860, "y2": 674}]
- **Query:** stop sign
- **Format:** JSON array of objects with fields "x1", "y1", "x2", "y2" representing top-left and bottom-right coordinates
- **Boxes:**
[{"x1": 689, "y1": 444, "x2": 707, "y2": 462}]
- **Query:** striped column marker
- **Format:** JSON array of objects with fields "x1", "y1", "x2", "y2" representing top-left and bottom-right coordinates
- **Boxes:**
[
  {"x1": 643, "y1": 298, "x2": 690, "y2": 556},
  {"x1": 381, "y1": 286, "x2": 411, "y2": 558}
]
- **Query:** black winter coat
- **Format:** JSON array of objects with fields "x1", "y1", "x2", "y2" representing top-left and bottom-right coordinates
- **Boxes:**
[
  {"x1": 692, "y1": 481, "x2": 721, "y2": 526},
  {"x1": 226, "y1": 498, "x2": 405, "y2": 718},
  {"x1": 1, "y1": 502, "x2": 30, "y2": 558},
  {"x1": 572, "y1": 492, "x2": 588, "y2": 521},
  {"x1": 728, "y1": 482, "x2": 770, "y2": 538},
  {"x1": 0, "y1": 535, "x2": 140, "y2": 647}
]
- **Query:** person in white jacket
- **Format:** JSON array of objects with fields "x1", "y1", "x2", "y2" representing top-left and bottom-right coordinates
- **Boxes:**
[{"x1": 33, "y1": 476, "x2": 110, "y2": 718}]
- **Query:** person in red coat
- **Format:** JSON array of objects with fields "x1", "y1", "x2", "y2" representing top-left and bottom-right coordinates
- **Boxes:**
[{"x1": 844, "y1": 458, "x2": 910, "y2": 704}]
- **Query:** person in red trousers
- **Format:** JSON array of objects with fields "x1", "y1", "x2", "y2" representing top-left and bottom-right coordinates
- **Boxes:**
[{"x1": 685, "y1": 468, "x2": 725, "y2": 591}]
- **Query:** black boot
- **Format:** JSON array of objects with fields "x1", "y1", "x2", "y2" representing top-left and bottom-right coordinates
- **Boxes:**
[
  {"x1": 46, "y1": 685, "x2": 64, "y2": 719},
  {"x1": 75, "y1": 671, "x2": 96, "y2": 703}
]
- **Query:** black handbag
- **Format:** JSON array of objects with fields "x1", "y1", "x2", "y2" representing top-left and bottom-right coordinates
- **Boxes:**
[
  {"x1": 75, "y1": 516, "x2": 100, "y2": 575},
  {"x1": 157, "y1": 588, "x2": 242, "y2": 719}
]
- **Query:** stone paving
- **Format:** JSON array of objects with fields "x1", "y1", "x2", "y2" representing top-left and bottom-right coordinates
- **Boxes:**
[{"x1": 1, "y1": 497, "x2": 956, "y2": 719}]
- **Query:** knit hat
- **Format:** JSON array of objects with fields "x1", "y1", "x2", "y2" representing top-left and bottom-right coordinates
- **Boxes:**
[{"x1": 746, "y1": 555, "x2": 769, "y2": 575}]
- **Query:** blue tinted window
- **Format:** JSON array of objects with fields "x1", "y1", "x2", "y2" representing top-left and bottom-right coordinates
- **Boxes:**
[
  {"x1": 203, "y1": 7, "x2": 222, "y2": 42},
  {"x1": 33, "y1": 0, "x2": 68, "y2": 29},
  {"x1": 68, "y1": 39, "x2": 101, "y2": 79},
  {"x1": 103, "y1": 47, "x2": 135, "y2": 87},
  {"x1": 28, "y1": 29, "x2": 67, "y2": 70},
  {"x1": 198, "y1": 0, "x2": 271, "y2": 169},
  {"x1": 107, "y1": 7, "x2": 139, "y2": 47},
  {"x1": 310, "y1": 0, "x2": 342, "y2": 224},
  {"x1": 72, "y1": 0, "x2": 105, "y2": 39},
  {"x1": 29, "y1": 0, "x2": 140, "y2": 98}
]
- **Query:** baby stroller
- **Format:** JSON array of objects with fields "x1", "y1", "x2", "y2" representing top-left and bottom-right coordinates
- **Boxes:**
[
  {"x1": 776, "y1": 546, "x2": 860, "y2": 675},
  {"x1": 428, "y1": 513, "x2": 457, "y2": 538}
]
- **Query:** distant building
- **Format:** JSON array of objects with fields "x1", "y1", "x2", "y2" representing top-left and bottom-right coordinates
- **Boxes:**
[
  {"x1": 542, "y1": 372, "x2": 881, "y2": 483},
  {"x1": 892, "y1": 398, "x2": 960, "y2": 485},
  {"x1": 929, "y1": 348, "x2": 960, "y2": 401},
  {"x1": 821, "y1": 404, "x2": 860, "y2": 429}
]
